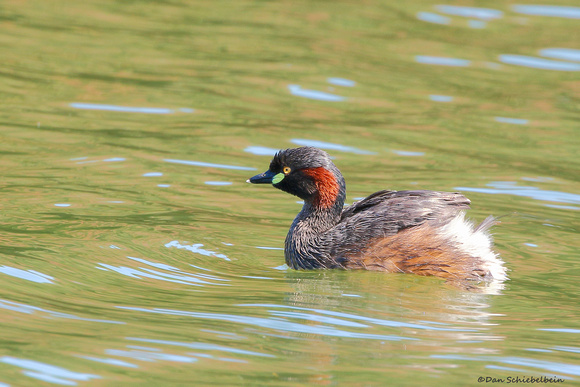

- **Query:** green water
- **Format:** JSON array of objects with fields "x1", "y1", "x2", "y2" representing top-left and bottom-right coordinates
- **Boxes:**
[{"x1": 1, "y1": 1, "x2": 579, "y2": 385}]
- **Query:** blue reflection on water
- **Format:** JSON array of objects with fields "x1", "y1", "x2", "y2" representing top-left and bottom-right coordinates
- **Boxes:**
[
  {"x1": 544, "y1": 204, "x2": 580, "y2": 211},
  {"x1": 74, "y1": 157, "x2": 125, "y2": 165},
  {"x1": 432, "y1": 354, "x2": 580, "y2": 376},
  {"x1": 416, "y1": 12, "x2": 450, "y2": 24},
  {"x1": 486, "y1": 365, "x2": 530, "y2": 372},
  {"x1": 0, "y1": 299, "x2": 124, "y2": 324},
  {"x1": 287, "y1": 85, "x2": 346, "y2": 101},
  {"x1": 429, "y1": 95, "x2": 453, "y2": 102},
  {"x1": 456, "y1": 182, "x2": 580, "y2": 206},
  {"x1": 499, "y1": 54, "x2": 580, "y2": 71},
  {"x1": 98, "y1": 255, "x2": 230, "y2": 286},
  {"x1": 70, "y1": 103, "x2": 191, "y2": 114},
  {"x1": 391, "y1": 150, "x2": 425, "y2": 157},
  {"x1": 512, "y1": 5, "x2": 580, "y2": 19},
  {"x1": 415, "y1": 56, "x2": 471, "y2": 67},
  {"x1": 539, "y1": 328, "x2": 580, "y2": 333},
  {"x1": 255, "y1": 246, "x2": 284, "y2": 250},
  {"x1": 78, "y1": 356, "x2": 138, "y2": 368},
  {"x1": 521, "y1": 176, "x2": 554, "y2": 182},
  {"x1": 435, "y1": 5, "x2": 503, "y2": 20},
  {"x1": 327, "y1": 77, "x2": 356, "y2": 87},
  {"x1": 127, "y1": 337, "x2": 275, "y2": 358},
  {"x1": 495, "y1": 117, "x2": 529, "y2": 125},
  {"x1": 239, "y1": 304, "x2": 473, "y2": 332},
  {"x1": 105, "y1": 349, "x2": 196, "y2": 363},
  {"x1": 0, "y1": 266, "x2": 54, "y2": 283},
  {"x1": 165, "y1": 241, "x2": 231, "y2": 261},
  {"x1": 0, "y1": 356, "x2": 101, "y2": 385},
  {"x1": 539, "y1": 48, "x2": 580, "y2": 62},
  {"x1": 553, "y1": 346, "x2": 580, "y2": 354},
  {"x1": 244, "y1": 146, "x2": 279, "y2": 156},
  {"x1": 126, "y1": 256, "x2": 182, "y2": 272},
  {"x1": 204, "y1": 181, "x2": 233, "y2": 186},
  {"x1": 163, "y1": 159, "x2": 256, "y2": 171},
  {"x1": 96, "y1": 265, "x2": 208, "y2": 286},
  {"x1": 126, "y1": 345, "x2": 161, "y2": 351},
  {"x1": 117, "y1": 306, "x2": 417, "y2": 341},
  {"x1": 291, "y1": 139, "x2": 376, "y2": 155},
  {"x1": 269, "y1": 311, "x2": 370, "y2": 328}
]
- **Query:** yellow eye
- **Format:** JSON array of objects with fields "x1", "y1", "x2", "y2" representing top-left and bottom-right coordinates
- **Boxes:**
[{"x1": 283, "y1": 166, "x2": 291, "y2": 174}]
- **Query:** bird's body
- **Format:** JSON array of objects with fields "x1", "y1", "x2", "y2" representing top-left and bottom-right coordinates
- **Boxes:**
[{"x1": 248, "y1": 147, "x2": 507, "y2": 283}]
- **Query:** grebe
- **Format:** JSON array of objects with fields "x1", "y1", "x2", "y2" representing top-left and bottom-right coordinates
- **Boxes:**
[{"x1": 247, "y1": 147, "x2": 507, "y2": 282}]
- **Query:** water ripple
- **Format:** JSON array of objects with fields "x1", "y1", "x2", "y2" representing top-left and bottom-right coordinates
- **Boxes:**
[
  {"x1": 539, "y1": 48, "x2": 580, "y2": 62},
  {"x1": 435, "y1": 5, "x2": 503, "y2": 20},
  {"x1": 163, "y1": 159, "x2": 256, "y2": 171},
  {"x1": 391, "y1": 150, "x2": 425, "y2": 156},
  {"x1": 0, "y1": 299, "x2": 124, "y2": 324},
  {"x1": 415, "y1": 56, "x2": 471, "y2": 67},
  {"x1": 104, "y1": 349, "x2": 197, "y2": 363},
  {"x1": 287, "y1": 85, "x2": 346, "y2": 102},
  {"x1": 70, "y1": 103, "x2": 194, "y2": 114},
  {"x1": 77, "y1": 356, "x2": 138, "y2": 368},
  {"x1": 269, "y1": 311, "x2": 370, "y2": 328},
  {"x1": 98, "y1": 256, "x2": 230, "y2": 286},
  {"x1": 429, "y1": 95, "x2": 453, "y2": 102},
  {"x1": 0, "y1": 266, "x2": 54, "y2": 283},
  {"x1": 127, "y1": 256, "x2": 227, "y2": 282},
  {"x1": 416, "y1": 12, "x2": 450, "y2": 25},
  {"x1": 204, "y1": 181, "x2": 232, "y2": 186},
  {"x1": 432, "y1": 354, "x2": 580, "y2": 376},
  {"x1": 244, "y1": 146, "x2": 279, "y2": 156},
  {"x1": 553, "y1": 346, "x2": 580, "y2": 354},
  {"x1": 165, "y1": 241, "x2": 231, "y2": 261},
  {"x1": 499, "y1": 54, "x2": 580, "y2": 71},
  {"x1": 291, "y1": 139, "x2": 375, "y2": 155},
  {"x1": 239, "y1": 304, "x2": 474, "y2": 332},
  {"x1": 494, "y1": 117, "x2": 529, "y2": 125},
  {"x1": 512, "y1": 5, "x2": 580, "y2": 19},
  {"x1": 116, "y1": 306, "x2": 416, "y2": 341},
  {"x1": 539, "y1": 328, "x2": 580, "y2": 334},
  {"x1": 126, "y1": 337, "x2": 275, "y2": 358},
  {"x1": 0, "y1": 356, "x2": 101, "y2": 385},
  {"x1": 327, "y1": 77, "x2": 356, "y2": 87},
  {"x1": 456, "y1": 181, "x2": 580, "y2": 206}
]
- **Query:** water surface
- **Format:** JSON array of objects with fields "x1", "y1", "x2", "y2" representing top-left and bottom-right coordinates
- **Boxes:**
[{"x1": 1, "y1": 1, "x2": 579, "y2": 385}]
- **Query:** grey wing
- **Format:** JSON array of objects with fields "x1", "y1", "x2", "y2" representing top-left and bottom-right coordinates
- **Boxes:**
[{"x1": 335, "y1": 189, "x2": 471, "y2": 240}]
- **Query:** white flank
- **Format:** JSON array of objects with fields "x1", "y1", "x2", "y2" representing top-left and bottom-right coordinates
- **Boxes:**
[{"x1": 438, "y1": 212, "x2": 508, "y2": 281}]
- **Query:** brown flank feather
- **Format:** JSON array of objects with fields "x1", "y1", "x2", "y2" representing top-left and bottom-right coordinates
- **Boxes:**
[{"x1": 343, "y1": 223, "x2": 487, "y2": 280}]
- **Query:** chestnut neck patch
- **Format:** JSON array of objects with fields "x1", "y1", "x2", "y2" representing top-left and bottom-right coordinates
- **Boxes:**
[{"x1": 301, "y1": 167, "x2": 339, "y2": 208}]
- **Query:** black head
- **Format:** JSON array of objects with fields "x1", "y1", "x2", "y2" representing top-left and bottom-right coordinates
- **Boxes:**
[{"x1": 247, "y1": 147, "x2": 345, "y2": 207}]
